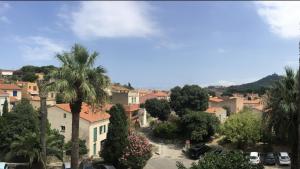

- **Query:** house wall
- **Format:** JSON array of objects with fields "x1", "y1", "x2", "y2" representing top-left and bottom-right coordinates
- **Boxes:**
[
  {"x1": 47, "y1": 106, "x2": 109, "y2": 157},
  {"x1": 209, "y1": 97, "x2": 244, "y2": 114},
  {"x1": 3, "y1": 89, "x2": 21, "y2": 100},
  {"x1": 128, "y1": 91, "x2": 139, "y2": 104},
  {"x1": 47, "y1": 106, "x2": 90, "y2": 146},
  {"x1": 88, "y1": 119, "x2": 109, "y2": 157},
  {"x1": 111, "y1": 92, "x2": 129, "y2": 105},
  {"x1": 214, "y1": 109, "x2": 227, "y2": 123},
  {"x1": 30, "y1": 100, "x2": 57, "y2": 109},
  {"x1": 1, "y1": 71, "x2": 13, "y2": 76}
]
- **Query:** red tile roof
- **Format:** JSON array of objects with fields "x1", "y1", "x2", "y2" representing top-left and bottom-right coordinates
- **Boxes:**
[
  {"x1": 0, "y1": 84, "x2": 21, "y2": 90},
  {"x1": 55, "y1": 103, "x2": 110, "y2": 123},
  {"x1": 206, "y1": 107, "x2": 225, "y2": 114},
  {"x1": 124, "y1": 104, "x2": 140, "y2": 112},
  {"x1": 209, "y1": 97, "x2": 224, "y2": 103},
  {"x1": 9, "y1": 96, "x2": 18, "y2": 103},
  {"x1": 0, "y1": 90, "x2": 8, "y2": 96}
]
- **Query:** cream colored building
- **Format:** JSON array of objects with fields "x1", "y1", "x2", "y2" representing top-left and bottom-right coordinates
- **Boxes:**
[
  {"x1": 48, "y1": 103, "x2": 110, "y2": 157},
  {"x1": 209, "y1": 96, "x2": 244, "y2": 114},
  {"x1": 111, "y1": 90, "x2": 139, "y2": 105},
  {"x1": 0, "y1": 90, "x2": 10, "y2": 115},
  {"x1": 205, "y1": 107, "x2": 227, "y2": 123}
]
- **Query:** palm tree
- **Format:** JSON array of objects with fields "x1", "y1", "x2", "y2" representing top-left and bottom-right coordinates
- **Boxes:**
[
  {"x1": 264, "y1": 67, "x2": 298, "y2": 169},
  {"x1": 49, "y1": 44, "x2": 110, "y2": 169},
  {"x1": 37, "y1": 79, "x2": 48, "y2": 169}
]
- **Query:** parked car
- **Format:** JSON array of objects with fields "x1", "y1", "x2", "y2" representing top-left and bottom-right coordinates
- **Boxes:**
[
  {"x1": 278, "y1": 152, "x2": 291, "y2": 166},
  {"x1": 249, "y1": 152, "x2": 260, "y2": 164},
  {"x1": 188, "y1": 144, "x2": 211, "y2": 159},
  {"x1": 263, "y1": 152, "x2": 276, "y2": 165}
]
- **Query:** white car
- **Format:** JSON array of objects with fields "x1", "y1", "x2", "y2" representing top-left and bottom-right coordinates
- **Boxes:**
[
  {"x1": 0, "y1": 162, "x2": 7, "y2": 169},
  {"x1": 278, "y1": 152, "x2": 291, "y2": 165},
  {"x1": 249, "y1": 152, "x2": 260, "y2": 164}
]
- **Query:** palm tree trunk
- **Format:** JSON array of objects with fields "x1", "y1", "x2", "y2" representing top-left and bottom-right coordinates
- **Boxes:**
[
  {"x1": 70, "y1": 100, "x2": 82, "y2": 169},
  {"x1": 38, "y1": 80, "x2": 48, "y2": 169}
]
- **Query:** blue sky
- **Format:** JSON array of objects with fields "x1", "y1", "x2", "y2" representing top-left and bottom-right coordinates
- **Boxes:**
[{"x1": 0, "y1": 1, "x2": 299, "y2": 89}]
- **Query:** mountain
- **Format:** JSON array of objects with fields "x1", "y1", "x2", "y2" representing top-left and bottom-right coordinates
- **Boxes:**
[{"x1": 223, "y1": 73, "x2": 283, "y2": 95}]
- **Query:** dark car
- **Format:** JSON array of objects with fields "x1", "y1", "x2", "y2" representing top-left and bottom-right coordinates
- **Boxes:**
[
  {"x1": 188, "y1": 144, "x2": 211, "y2": 159},
  {"x1": 263, "y1": 153, "x2": 276, "y2": 165}
]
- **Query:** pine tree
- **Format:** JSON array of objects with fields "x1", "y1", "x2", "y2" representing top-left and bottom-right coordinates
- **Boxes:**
[
  {"x1": 2, "y1": 98, "x2": 8, "y2": 115},
  {"x1": 101, "y1": 104, "x2": 129, "y2": 167}
]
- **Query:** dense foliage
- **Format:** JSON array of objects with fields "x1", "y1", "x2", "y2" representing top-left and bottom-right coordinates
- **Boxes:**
[
  {"x1": 177, "y1": 151, "x2": 264, "y2": 169},
  {"x1": 153, "y1": 121, "x2": 178, "y2": 139},
  {"x1": 145, "y1": 98, "x2": 171, "y2": 121},
  {"x1": 64, "y1": 139, "x2": 88, "y2": 156},
  {"x1": 101, "y1": 104, "x2": 129, "y2": 167},
  {"x1": 0, "y1": 99, "x2": 64, "y2": 166},
  {"x1": 264, "y1": 68, "x2": 298, "y2": 168},
  {"x1": 119, "y1": 131, "x2": 152, "y2": 169},
  {"x1": 181, "y1": 110, "x2": 219, "y2": 142},
  {"x1": 170, "y1": 85, "x2": 209, "y2": 117},
  {"x1": 221, "y1": 109, "x2": 262, "y2": 148}
]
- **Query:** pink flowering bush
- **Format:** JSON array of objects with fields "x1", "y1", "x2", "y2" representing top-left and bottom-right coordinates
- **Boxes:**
[{"x1": 119, "y1": 132, "x2": 152, "y2": 169}]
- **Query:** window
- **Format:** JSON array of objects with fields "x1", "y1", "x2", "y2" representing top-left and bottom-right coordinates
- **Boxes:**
[
  {"x1": 29, "y1": 86, "x2": 31, "y2": 89},
  {"x1": 104, "y1": 125, "x2": 106, "y2": 133},
  {"x1": 131, "y1": 97, "x2": 136, "y2": 103},
  {"x1": 51, "y1": 93, "x2": 54, "y2": 98},
  {"x1": 33, "y1": 86, "x2": 37, "y2": 91},
  {"x1": 64, "y1": 113, "x2": 66, "y2": 118},
  {"x1": 93, "y1": 143, "x2": 96, "y2": 155},
  {"x1": 13, "y1": 90, "x2": 17, "y2": 96},
  {"x1": 61, "y1": 126, "x2": 65, "y2": 132},
  {"x1": 93, "y1": 127, "x2": 97, "y2": 142},
  {"x1": 99, "y1": 126, "x2": 103, "y2": 134}
]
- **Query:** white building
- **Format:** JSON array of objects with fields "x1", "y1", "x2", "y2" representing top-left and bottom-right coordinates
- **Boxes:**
[
  {"x1": 0, "y1": 69, "x2": 14, "y2": 76},
  {"x1": 0, "y1": 91, "x2": 10, "y2": 116},
  {"x1": 48, "y1": 103, "x2": 111, "y2": 157}
]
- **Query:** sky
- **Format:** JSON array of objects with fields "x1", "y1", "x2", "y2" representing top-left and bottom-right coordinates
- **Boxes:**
[{"x1": 0, "y1": 1, "x2": 300, "y2": 89}]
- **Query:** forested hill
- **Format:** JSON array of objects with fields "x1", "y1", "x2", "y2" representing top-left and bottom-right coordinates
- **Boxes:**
[{"x1": 223, "y1": 74, "x2": 283, "y2": 95}]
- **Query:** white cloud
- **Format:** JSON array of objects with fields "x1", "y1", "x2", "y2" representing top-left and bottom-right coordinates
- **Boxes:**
[
  {"x1": 62, "y1": 1, "x2": 159, "y2": 39},
  {"x1": 0, "y1": 16, "x2": 9, "y2": 23},
  {"x1": 218, "y1": 80, "x2": 236, "y2": 87},
  {"x1": 255, "y1": 2, "x2": 300, "y2": 39},
  {"x1": 217, "y1": 48, "x2": 226, "y2": 54},
  {"x1": 0, "y1": 2, "x2": 10, "y2": 24},
  {"x1": 15, "y1": 36, "x2": 66, "y2": 62}
]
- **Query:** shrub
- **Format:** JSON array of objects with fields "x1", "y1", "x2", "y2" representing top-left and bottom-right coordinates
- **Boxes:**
[
  {"x1": 119, "y1": 132, "x2": 152, "y2": 169},
  {"x1": 153, "y1": 121, "x2": 178, "y2": 139}
]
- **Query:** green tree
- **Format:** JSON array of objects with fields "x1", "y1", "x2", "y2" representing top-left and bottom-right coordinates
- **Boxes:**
[
  {"x1": 170, "y1": 85, "x2": 209, "y2": 117},
  {"x1": 64, "y1": 139, "x2": 88, "y2": 156},
  {"x1": 145, "y1": 98, "x2": 171, "y2": 121},
  {"x1": 181, "y1": 110, "x2": 219, "y2": 142},
  {"x1": 176, "y1": 151, "x2": 263, "y2": 169},
  {"x1": 264, "y1": 68, "x2": 298, "y2": 169},
  {"x1": 22, "y1": 72, "x2": 38, "y2": 82},
  {"x1": 221, "y1": 109, "x2": 262, "y2": 149},
  {"x1": 49, "y1": 44, "x2": 110, "y2": 169},
  {"x1": 101, "y1": 104, "x2": 129, "y2": 168},
  {"x1": 2, "y1": 98, "x2": 8, "y2": 115},
  {"x1": 153, "y1": 121, "x2": 178, "y2": 139}
]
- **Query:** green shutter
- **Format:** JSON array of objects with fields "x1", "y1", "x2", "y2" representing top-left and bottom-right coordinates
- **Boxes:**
[
  {"x1": 104, "y1": 125, "x2": 106, "y2": 133},
  {"x1": 93, "y1": 127, "x2": 97, "y2": 142},
  {"x1": 93, "y1": 143, "x2": 96, "y2": 155}
]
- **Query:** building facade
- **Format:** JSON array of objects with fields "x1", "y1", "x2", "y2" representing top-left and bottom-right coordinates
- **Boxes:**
[{"x1": 47, "y1": 103, "x2": 110, "y2": 157}]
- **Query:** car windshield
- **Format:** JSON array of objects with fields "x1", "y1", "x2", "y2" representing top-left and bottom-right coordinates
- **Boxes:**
[
  {"x1": 281, "y1": 156, "x2": 289, "y2": 160},
  {"x1": 266, "y1": 154, "x2": 274, "y2": 158},
  {"x1": 250, "y1": 156, "x2": 258, "y2": 160}
]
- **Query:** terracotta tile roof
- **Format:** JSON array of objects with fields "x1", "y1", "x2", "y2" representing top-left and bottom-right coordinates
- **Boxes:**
[
  {"x1": 209, "y1": 97, "x2": 224, "y2": 103},
  {"x1": 152, "y1": 91, "x2": 169, "y2": 97},
  {"x1": 9, "y1": 96, "x2": 18, "y2": 103},
  {"x1": 206, "y1": 107, "x2": 225, "y2": 114},
  {"x1": 111, "y1": 85, "x2": 129, "y2": 92},
  {"x1": 243, "y1": 99, "x2": 261, "y2": 104},
  {"x1": 124, "y1": 104, "x2": 140, "y2": 112},
  {"x1": 55, "y1": 103, "x2": 110, "y2": 123},
  {"x1": 0, "y1": 84, "x2": 21, "y2": 90},
  {"x1": 0, "y1": 90, "x2": 8, "y2": 96}
]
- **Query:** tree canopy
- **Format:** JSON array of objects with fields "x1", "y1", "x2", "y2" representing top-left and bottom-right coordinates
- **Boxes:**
[
  {"x1": 145, "y1": 98, "x2": 171, "y2": 121},
  {"x1": 101, "y1": 104, "x2": 129, "y2": 167},
  {"x1": 181, "y1": 110, "x2": 219, "y2": 142},
  {"x1": 221, "y1": 109, "x2": 262, "y2": 148},
  {"x1": 170, "y1": 85, "x2": 209, "y2": 117}
]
